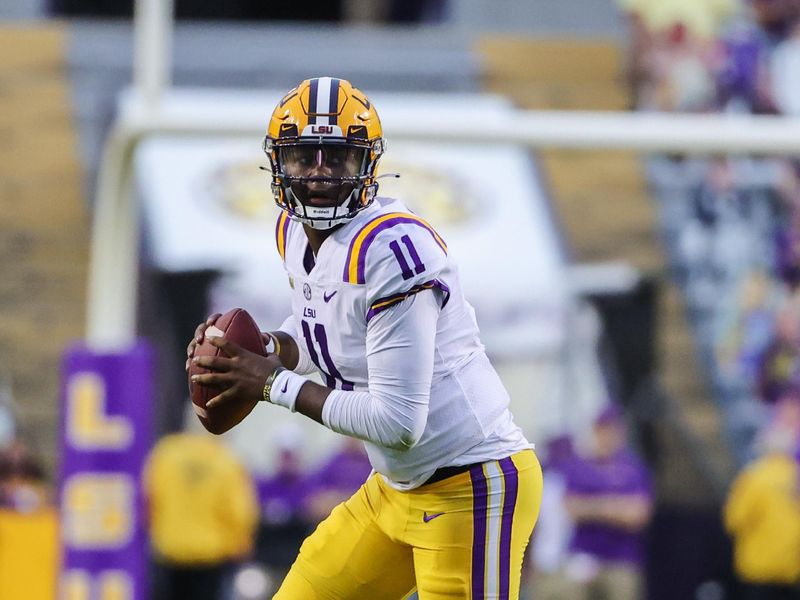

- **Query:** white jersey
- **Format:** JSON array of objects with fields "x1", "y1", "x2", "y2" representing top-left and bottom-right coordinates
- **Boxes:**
[{"x1": 275, "y1": 197, "x2": 530, "y2": 489}]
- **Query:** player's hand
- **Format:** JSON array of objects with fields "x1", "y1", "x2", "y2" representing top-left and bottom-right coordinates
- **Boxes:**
[
  {"x1": 261, "y1": 331, "x2": 274, "y2": 349},
  {"x1": 185, "y1": 313, "x2": 222, "y2": 372},
  {"x1": 190, "y1": 336, "x2": 283, "y2": 408}
]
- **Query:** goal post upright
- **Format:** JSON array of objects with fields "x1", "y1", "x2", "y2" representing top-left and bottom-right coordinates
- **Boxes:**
[
  {"x1": 85, "y1": 0, "x2": 174, "y2": 351},
  {"x1": 61, "y1": 6, "x2": 175, "y2": 598}
]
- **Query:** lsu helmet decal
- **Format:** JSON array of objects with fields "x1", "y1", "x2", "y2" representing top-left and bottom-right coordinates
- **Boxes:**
[{"x1": 264, "y1": 77, "x2": 386, "y2": 230}]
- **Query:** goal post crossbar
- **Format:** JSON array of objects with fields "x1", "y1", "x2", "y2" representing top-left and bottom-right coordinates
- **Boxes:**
[{"x1": 87, "y1": 103, "x2": 800, "y2": 350}]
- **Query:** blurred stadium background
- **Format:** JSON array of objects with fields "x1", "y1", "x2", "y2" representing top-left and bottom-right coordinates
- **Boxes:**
[{"x1": 2, "y1": 0, "x2": 800, "y2": 598}]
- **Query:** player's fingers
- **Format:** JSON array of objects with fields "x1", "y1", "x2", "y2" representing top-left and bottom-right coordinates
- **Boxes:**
[
  {"x1": 209, "y1": 335, "x2": 241, "y2": 357},
  {"x1": 206, "y1": 388, "x2": 234, "y2": 409},
  {"x1": 190, "y1": 372, "x2": 229, "y2": 387},
  {"x1": 192, "y1": 355, "x2": 234, "y2": 371},
  {"x1": 194, "y1": 313, "x2": 222, "y2": 343}
]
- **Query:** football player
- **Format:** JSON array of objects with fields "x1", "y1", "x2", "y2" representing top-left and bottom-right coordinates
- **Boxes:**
[{"x1": 188, "y1": 77, "x2": 543, "y2": 599}]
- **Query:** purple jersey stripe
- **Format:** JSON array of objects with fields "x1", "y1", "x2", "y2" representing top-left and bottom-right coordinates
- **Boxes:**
[
  {"x1": 343, "y1": 214, "x2": 447, "y2": 284},
  {"x1": 498, "y1": 457, "x2": 519, "y2": 599},
  {"x1": 470, "y1": 464, "x2": 488, "y2": 600},
  {"x1": 366, "y1": 279, "x2": 451, "y2": 323}
]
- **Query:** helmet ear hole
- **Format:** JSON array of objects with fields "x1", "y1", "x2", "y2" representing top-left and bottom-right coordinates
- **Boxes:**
[
  {"x1": 364, "y1": 183, "x2": 377, "y2": 204},
  {"x1": 271, "y1": 182, "x2": 284, "y2": 206}
]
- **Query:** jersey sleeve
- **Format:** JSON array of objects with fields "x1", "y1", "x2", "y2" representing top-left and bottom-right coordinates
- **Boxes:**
[{"x1": 345, "y1": 214, "x2": 450, "y2": 322}]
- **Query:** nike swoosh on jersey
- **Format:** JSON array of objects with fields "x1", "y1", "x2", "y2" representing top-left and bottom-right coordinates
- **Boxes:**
[
  {"x1": 323, "y1": 291, "x2": 338, "y2": 303},
  {"x1": 423, "y1": 511, "x2": 445, "y2": 523}
]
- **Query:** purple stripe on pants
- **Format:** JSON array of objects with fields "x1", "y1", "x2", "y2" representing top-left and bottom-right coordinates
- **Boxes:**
[
  {"x1": 470, "y1": 464, "x2": 488, "y2": 600},
  {"x1": 498, "y1": 457, "x2": 519, "y2": 599}
]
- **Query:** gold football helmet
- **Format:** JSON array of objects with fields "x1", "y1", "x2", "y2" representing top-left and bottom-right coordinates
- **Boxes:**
[{"x1": 264, "y1": 77, "x2": 386, "y2": 229}]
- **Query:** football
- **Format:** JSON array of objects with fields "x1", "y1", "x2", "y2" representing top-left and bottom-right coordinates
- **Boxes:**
[{"x1": 188, "y1": 308, "x2": 266, "y2": 409}]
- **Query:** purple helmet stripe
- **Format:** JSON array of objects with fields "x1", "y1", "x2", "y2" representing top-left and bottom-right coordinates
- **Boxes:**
[
  {"x1": 343, "y1": 214, "x2": 447, "y2": 284},
  {"x1": 498, "y1": 457, "x2": 519, "y2": 599},
  {"x1": 470, "y1": 464, "x2": 488, "y2": 600},
  {"x1": 329, "y1": 78, "x2": 340, "y2": 126},
  {"x1": 308, "y1": 78, "x2": 319, "y2": 124}
]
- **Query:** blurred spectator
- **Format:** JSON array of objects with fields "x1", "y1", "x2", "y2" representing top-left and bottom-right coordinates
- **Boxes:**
[
  {"x1": 716, "y1": 270, "x2": 783, "y2": 385},
  {"x1": 561, "y1": 405, "x2": 653, "y2": 600},
  {"x1": 305, "y1": 437, "x2": 372, "y2": 523},
  {"x1": 143, "y1": 406, "x2": 259, "y2": 600},
  {"x1": 528, "y1": 435, "x2": 577, "y2": 600},
  {"x1": 717, "y1": 20, "x2": 775, "y2": 113},
  {"x1": 0, "y1": 439, "x2": 49, "y2": 511},
  {"x1": 756, "y1": 293, "x2": 800, "y2": 404},
  {"x1": 0, "y1": 440, "x2": 58, "y2": 600},
  {"x1": 253, "y1": 426, "x2": 314, "y2": 593},
  {"x1": 749, "y1": 0, "x2": 800, "y2": 45},
  {"x1": 724, "y1": 402, "x2": 800, "y2": 599},
  {"x1": 618, "y1": 0, "x2": 737, "y2": 109},
  {"x1": 717, "y1": 0, "x2": 800, "y2": 113},
  {"x1": 619, "y1": 0, "x2": 738, "y2": 41},
  {"x1": 774, "y1": 169, "x2": 800, "y2": 287},
  {"x1": 771, "y1": 20, "x2": 800, "y2": 114}
]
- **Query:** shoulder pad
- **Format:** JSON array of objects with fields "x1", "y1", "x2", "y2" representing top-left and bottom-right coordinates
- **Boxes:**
[
  {"x1": 341, "y1": 212, "x2": 450, "y2": 319},
  {"x1": 342, "y1": 212, "x2": 447, "y2": 285}
]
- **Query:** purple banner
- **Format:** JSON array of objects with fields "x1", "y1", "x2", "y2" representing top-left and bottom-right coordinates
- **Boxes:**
[{"x1": 59, "y1": 342, "x2": 154, "y2": 600}]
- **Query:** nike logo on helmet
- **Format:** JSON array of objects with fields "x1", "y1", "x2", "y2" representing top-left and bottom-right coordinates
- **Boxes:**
[
  {"x1": 323, "y1": 291, "x2": 337, "y2": 303},
  {"x1": 423, "y1": 511, "x2": 445, "y2": 523}
]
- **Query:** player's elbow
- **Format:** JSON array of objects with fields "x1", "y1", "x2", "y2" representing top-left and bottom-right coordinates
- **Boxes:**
[
  {"x1": 390, "y1": 429, "x2": 422, "y2": 451},
  {"x1": 385, "y1": 408, "x2": 427, "y2": 451},
  {"x1": 385, "y1": 432, "x2": 420, "y2": 451}
]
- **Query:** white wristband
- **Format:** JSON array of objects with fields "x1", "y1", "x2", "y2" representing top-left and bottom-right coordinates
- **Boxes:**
[{"x1": 268, "y1": 369, "x2": 306, "y2": 412}]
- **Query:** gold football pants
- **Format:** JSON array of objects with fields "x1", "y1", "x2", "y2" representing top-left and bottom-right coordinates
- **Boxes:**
[{"x1": 273, "y1": 449, "x2": 542, "y2": 599}]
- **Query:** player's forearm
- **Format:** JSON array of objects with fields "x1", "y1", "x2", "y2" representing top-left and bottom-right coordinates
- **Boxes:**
[
  {"x1": 267, "y1": 293, "x2": 438, "y2": 450},
  {"x1": 322, "y1": 388, "x2": 428, "y2": 450},
  {"x1": 293, "y1": 379, "x2": 331, "y2": 424},
  {"x1": 269, "y1": 330, "x2": 300, "y2": 371},
  {"x1": 270, "y1": 372, "x2": 427, "y2": 450},
  {"x1": 270, "y1": 316, "x2": 318, "y2": 375}
]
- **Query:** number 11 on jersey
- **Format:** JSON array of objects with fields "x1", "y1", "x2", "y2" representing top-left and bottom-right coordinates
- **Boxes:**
[
  {"x1": 389, "y1": 235, "x2": 425, "y2": 280},
  {"x1": 301, "y1": 320, "x2": 354, "y2": 390}
]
